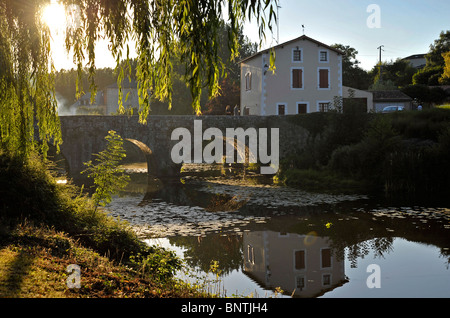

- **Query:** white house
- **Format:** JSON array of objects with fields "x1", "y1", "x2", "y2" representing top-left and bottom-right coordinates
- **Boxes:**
[
  {"x1": 104, "y1": 79, "x2": 140, "y2": 115},
  {"x1": 402, "y1": 54, "x2": 427, "y2": 69},
  {"x1": 239, "y1": 35, "x2": 344, "y2": 116},
  {"x1": 68, "y1": 78, "x2": 140, "y2": 115}
]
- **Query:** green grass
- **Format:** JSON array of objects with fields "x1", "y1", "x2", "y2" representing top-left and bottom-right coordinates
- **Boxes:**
[
  {"x1": 275, "y1": 168, "x2": 367, "y2": 194},
  {"x1": 0, "y1": 222, "x2": 208, "y2": 297}
]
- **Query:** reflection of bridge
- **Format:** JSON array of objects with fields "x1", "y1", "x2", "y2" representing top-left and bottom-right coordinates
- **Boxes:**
[
  {"x1": 243, "y1": 231, "x2": 347, "y2": 297},
  {"x1": 59, "y1": 115, "x2": 308, "y2": 179}
]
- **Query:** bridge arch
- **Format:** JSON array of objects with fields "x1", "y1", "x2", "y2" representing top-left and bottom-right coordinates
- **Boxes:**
[{"x1": 123, "y1": 138, "x2": 158, "y2": 175}]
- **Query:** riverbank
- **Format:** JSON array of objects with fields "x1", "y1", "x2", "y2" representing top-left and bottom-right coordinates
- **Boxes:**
[
  {"x1": 0, "y1": 151, "x2": 207, "y2": 298},
  {"x1": 277, "y1": 108, "x2": 450, "y2": 197}
]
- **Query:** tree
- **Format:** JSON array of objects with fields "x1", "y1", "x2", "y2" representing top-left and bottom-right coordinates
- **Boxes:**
[
  {"x1": 331, "y1": 44, "x2": 372, "y2": 90},
  {"x1": 369, "y1": 78, "x2": 397, "y2": 91},
  {"x1": 204, "y1": 21, "x2": 257, "y2": 114},
  {"x1": 426, "y1": 30, "x2": 450, "y2": 67},
  {"x1": 413, "y1": 65, "x2": 443, "y2": 86},
  {"x1": 0, "y1": 1, "x2": 62, "y2": 158},
  {"x1": 0, "y1": 0, "x2": 278, "y2": 158},
  {"x1": 369, "y1": 59, "x2": 416, "y2": 88},
  {"x1": 383, "y1": 59, "x2": 416, "y2": 88},
  {"x1": 413, "y1": 30, "x2": 450, "y2": 86},
  {"x1": 440, "y1": 52, "x2": 450, "y2": 84},
  {"x1": 204, "y1": 77, "x2": 240, "y2": 114},
  {"x1": 81, "y1": 130, "x2": 130, "y2": 214},
  {"x1": 63, "y1": 0, "x2": 277, "y2": 120},
  {"x1": 140, "y1": 20, "x2": 257, "y2": 115},
  {"x1": 401, "y1": 84, "x2": 446, "y2": 106}
]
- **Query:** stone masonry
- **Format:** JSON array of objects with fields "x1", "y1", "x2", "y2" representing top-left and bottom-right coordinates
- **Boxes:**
[{"x1": 59, "y1": 115, "x2": 309, "y2": 179}]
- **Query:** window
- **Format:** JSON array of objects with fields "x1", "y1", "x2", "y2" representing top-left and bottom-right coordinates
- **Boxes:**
[
  {"x1": 297, "y1": 103, "x2": 308, "y2": 114},
  {"x1": 277, "y1": 104, "x2": 286, "y2": 115},
  {"x1": 291, "y1": 68, "x2": 303, "y2": 89},
  {"x1": 319, "y1": 50, "x2": 328, "y2": 62},
  {"x1": 318, "y1": 68, "x2": 329, "y2": 89},
  {"x1": 321, "y1": 248, "x2": 332, "y2": 268},
  {"x1": 294, "y1": 250, "x2": 305, "y2": 270},
  {"x1": 296, "y1": 276, "x2": 306, "y2": 290},
  {"x1": 293, "y1": 48, "x2": 302, "y2": 62},
  {"x1": 318, "y1": 102, "x2": 330, "y2": 113},
  {"x1": 245, "y1": 72, "x2": 252, "y2": 91},
  {"x1": 322, "y1": 274, "x2": 331, "y2": 286}
]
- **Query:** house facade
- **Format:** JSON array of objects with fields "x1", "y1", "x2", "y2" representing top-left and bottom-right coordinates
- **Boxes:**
[
  {"x1": 243, "y1": 231, "x2": 346, "y2": 297},
  {"x1": 240, "y1": 35, "x2": 343, "y2": 116}
]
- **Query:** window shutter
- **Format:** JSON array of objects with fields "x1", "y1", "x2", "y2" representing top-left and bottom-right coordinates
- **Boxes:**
[
  {"x1": 292, "y1": 69, "x2": 302, "y2": 88},
  {"x1": 319, "y1": 69, "x2": 329, "y2": 88},
  {"x1": 295, "y1": 250, "x2": 305, "y2": 269},
  {"x1": 321, "y1": 248, "x2": 331, "y2": 268}
]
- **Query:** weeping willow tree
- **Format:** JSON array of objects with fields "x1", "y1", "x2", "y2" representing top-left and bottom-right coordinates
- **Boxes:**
[
  {"x1": 0, "y1": 0, "x2": 62, "y2": 158},
  {"x1": 0, "y1": 0, "x2": 277, "y2": 159}
]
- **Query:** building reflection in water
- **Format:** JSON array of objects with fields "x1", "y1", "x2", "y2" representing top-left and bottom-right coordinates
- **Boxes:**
[{"x1": 243, "y1": 231, "x2": 347, "y2": 297}]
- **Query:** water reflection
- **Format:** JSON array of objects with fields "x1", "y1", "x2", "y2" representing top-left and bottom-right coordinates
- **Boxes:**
[
  {"x1": 108, "y1": 163, "x2": 450, "y2": 297},
  {"x1": 242, "y1": 231, "x2": 346, "y2": 298},
  {"x1": 161, "y1": 201, "x2": 450, "y2": 297}
]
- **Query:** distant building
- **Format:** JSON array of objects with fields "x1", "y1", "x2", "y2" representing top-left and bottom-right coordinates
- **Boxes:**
[
  {"x1": 69, "y1": 78, "x2": 139, "y2": 115},
  {"x1": 402, "y1": 54, "x2": 427, "y2": 69},
  {"x1": 104, "y1": 78, "x2": 139, "y2": 115},
  {"x1": 69, "y1": 91, "x2": 106, "y2": 115},
  {"x1": 372, "y1": 90, "x2": 413, "y2": 112},
  {"x1": 342, "y1": 86, "x2": 374, "y2": 113}
]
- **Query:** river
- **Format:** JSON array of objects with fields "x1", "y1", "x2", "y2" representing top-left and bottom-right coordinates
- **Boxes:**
[{"x1": 105, "y1": 163, "x2": 450, "y2": 298}]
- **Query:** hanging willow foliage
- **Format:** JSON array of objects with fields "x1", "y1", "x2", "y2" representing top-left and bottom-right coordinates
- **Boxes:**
[
  {"x1": 0, "y1": 0, "x2": 277, "y2": 157},
  {"x1": 0, "y1": 0, "x2": 62, "y2": 158},
  {"x1": 64, "y1": 0, "x2": 278, "y2": 121}
]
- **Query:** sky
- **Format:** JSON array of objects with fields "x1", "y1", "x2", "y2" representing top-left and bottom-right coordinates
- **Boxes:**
[
  {"x1": 243, "y1": 0, "x2": 450, "y2": 70},
  {"x1": 47, "y1": 0, "x2": 450, "y2": 72}
]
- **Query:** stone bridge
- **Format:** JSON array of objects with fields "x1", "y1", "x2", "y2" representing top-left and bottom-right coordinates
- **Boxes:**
[{"x1": 58, "y1": 115, "x2": 309, "y2": 180}]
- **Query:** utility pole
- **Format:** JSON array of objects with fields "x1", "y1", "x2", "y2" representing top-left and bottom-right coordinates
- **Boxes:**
[{"x1": 377, "y1": 45, "x2": 384, "y2": 82}]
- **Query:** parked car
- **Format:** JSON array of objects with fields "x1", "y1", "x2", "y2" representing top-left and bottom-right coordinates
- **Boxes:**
[{"x1": 382, "y1": 106, "x2": 405, "y2": 113}]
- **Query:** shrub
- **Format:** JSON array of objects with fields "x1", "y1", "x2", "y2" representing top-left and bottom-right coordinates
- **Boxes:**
[
  {"x1": 81, "y1": 130, "x2": 130, "y2": 213},
  {"x1": 0, "y1": 149, "x2": 181, "y2": 277}
]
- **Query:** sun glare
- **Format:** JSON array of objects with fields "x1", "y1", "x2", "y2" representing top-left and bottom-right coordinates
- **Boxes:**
[{"x1": 42, "y1": 1, "x2": 66, "y2": 31}]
